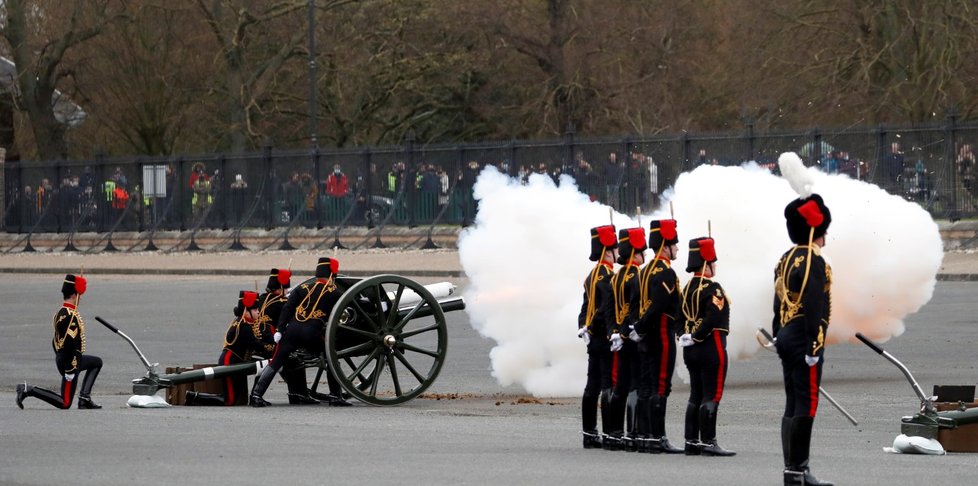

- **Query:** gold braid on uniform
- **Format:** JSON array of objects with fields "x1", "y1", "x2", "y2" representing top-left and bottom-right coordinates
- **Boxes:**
[
  {"x1": 583, "y1": 248, "x2": 607, "y2": 330},
  {"x1": 295, "y1": 277, "x2": 337, "y2": 322},
  {"x1": 52, "y1": 308, "x2": 84, "y2": 352},
  {"x1": 639, "y1": 240, "x2": 666, "y2": 315},
  {"x1": 680, "y1": 261, "x2": 708, "y2": 335},
  {"x1": 256, "y1": 293, "x2": 285, "y2": 326},
  {"x1": 775, "y1": 226, "x2": 815, "y2": 326},
  {"x1": 612, "y1": 248, "x2": 636, "y2": 326}
]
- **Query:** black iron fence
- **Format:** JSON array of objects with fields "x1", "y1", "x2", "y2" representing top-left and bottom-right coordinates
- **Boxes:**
[{"x1": 4, "y1": 118, "x2": 978, "y2": 236}]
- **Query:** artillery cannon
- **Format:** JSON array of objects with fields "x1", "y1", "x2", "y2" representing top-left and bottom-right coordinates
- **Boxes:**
[{"x1": 100, "y1": 274, "x2": 465, "y2": 406}]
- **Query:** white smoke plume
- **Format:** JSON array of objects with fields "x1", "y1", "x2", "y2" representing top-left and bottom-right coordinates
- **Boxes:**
[{"x1": 459, "y1": 157, "x2": 942, "y2": 397}]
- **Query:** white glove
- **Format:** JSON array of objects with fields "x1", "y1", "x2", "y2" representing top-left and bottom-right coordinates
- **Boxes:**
[
  {"x1": 273, "y1": 332, "x2": 282, "y2": 343},
  {"x1": 577, "y1": 327, "x2": 591, "y2": 346},
  {"x1": 678, "y1": 334, "x2": 694, "y2": 347},
  {"x1": 805, "y1": 355, "x2": 820, "y2": 367},
  {"x1": 63, "y1": 373, "x2": 76, "y2": 382},
  {"x1": 610, "y1": 333, "x2": 623, "y2": 352},
  {"x1": 628, "y1": 327, "x2": 641, "y2": 342}
]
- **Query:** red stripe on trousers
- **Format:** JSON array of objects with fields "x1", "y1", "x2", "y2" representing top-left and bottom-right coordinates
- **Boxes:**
[
  {"x1": 713, "y1": 332, "x2": 726, "y2": 402},
  {"x1": 808, "y1": 364, "x2": 819, "y2": 417},
  {"x1": 611, "y1": 351, "x2": 619, "y2": 387},
  {"x1": 63, "y1": 379, "x2": 72, "y2": 408},
  {"x1": 223, "y1": 352, "x2": 234, "y2": 406},
  {"x1": 657, "y1": 315, "x2": 669, "y2": 395}
]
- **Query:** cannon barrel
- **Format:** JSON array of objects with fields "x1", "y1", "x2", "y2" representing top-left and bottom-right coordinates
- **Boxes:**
[
  {"x1": 132, "y1": 360, "x2": 269, "y2": 395},
  {"x1": 395, "y1": 296, "x2": 465, "y2": 320}
]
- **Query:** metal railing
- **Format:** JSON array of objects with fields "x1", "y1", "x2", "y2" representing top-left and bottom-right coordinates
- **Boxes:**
[{"x1": 4, "y1": 118, "x2": 978, "y2": 241}]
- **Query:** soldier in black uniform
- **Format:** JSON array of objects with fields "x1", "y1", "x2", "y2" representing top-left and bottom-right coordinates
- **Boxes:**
[
  {"x1": 606, "y1": 226, "x2": 647, "y2": 451},
  {"x1": 632, "y1": 219, "x2": 684, "y2": 453},
  {"x1": 16, "y1": 274, "x2": 103, "y2": 410},
  {"x1": 250, "y1": 257, "x2": 344, "y2": 407},
  {"x1": 678, "y1": 237, "x2": 735, "y2": 456},
  {"x1": 774, "y1": 194, "x2": 833, "y2": 486},
  {"x1": 577, "y1": 224, "x2": 618, "y2": 449},
  {"x1": 187, "y1": 290, "x2": 276, "y2": 406}
]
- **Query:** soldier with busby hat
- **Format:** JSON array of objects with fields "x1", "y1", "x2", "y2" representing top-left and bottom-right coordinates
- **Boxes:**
[
  {"x1": 258, "y1": 268, "x2": 322, "y2": 405},
  {"x1": 678, "y1": 237, "x2": 735, "y2": 456},
  {"x1": 16, "y1": 274, "x2": 103, "y2": 410},
  {"x1": 773, "y1": 193, "x2": 834, "y2": 486},
  {"x1": 577, "y1": 225, "x2": 618, "y2": 449},
  {"x1": 250, "y1": 257, "x2": 345, "y2": 407},
  {"x1": 632, "y1": 219, "x2": 684, "y2": 453},
  {"x1": 605, "y1": 226, "x2": 647, "y2": 451},
  {"x1": 187, "y1": 290, "x2": 277, "y2": 406}
]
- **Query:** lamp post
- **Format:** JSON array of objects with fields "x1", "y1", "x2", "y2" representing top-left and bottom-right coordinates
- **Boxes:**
[{"x1": 307, "y1": 0, "x2": 317, "y2": 148}]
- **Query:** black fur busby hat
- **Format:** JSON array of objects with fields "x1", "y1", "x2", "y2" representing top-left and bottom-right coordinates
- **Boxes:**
[
  {"x1": 784, "y1": 193, "x2": 831, "y2": 245},
  {"x1": 315, "y1": 257, "x2": 339, "y2": 279},
  {"x1": 648, "y1": 219, "x2": 679, "y2": 251},
  {"x1": 616, "y1": 227, "x2": 648, "y2": 265},
  {"x1": 234, "y1": 290, "x2": 260, "y2": 317},
  {"x1": 686, "y1": 237, "x2": 717, "y2": 273},
  {"x1": 589, "y1": 225, "x2": 618, "y2": 262},
  {"x1": 266, "y1": 268, "x2": 292, "y2": 290},
  {"x1": 62, "y1": 274, "x2": 87, "y2": 297}
]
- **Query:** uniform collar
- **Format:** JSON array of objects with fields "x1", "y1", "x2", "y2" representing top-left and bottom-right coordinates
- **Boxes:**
[
  {"x1": 63, "y1": 302, "x2": 76, "y2": 310},
  {"x1": 598, "y1": 261, "x2": 614, "y2": 270}
]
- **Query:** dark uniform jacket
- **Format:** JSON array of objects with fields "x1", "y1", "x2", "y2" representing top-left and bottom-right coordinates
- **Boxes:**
[
  {"x1": 635, "y1": 258, "x2": 682, "y2": 339},
  {"x1": 610, "y1": 261, "x2": 642, "y2": 346},
  {"x1": 223, "y1": 316, "x2": 276, "y2": 361},
  {"x1": 257, "y1": 291, "x2": 288, "y2": 334},
  {"x1": 681, "y1": 276, "x2": 730, "y2": 343},
  {"x1": 52, "y1": 303, "x2": 85, "y2": 374},
  {"x1": 577, "y1": 262, "x2": 615, "y2": 353},
  {"x1": 279, "y1": 279, "x2": 343, "y2": 333},
  {"x1": 772, "y1": 245, "x2": 831, "y2": 357}
]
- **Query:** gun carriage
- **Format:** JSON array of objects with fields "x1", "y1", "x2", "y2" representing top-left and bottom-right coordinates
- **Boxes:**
[{"x1": 100, "y1": 274, "x2": 464, "y2": 406}]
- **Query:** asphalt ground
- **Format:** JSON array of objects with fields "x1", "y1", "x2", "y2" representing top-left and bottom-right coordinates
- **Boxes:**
[{"x1": 2, "y1": 276, "x2": 977, "y2": 485}]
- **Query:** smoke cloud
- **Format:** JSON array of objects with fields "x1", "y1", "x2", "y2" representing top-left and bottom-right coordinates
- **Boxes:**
[{"x1": 459, "y1": 159, "x2": 942, "y2": 397}]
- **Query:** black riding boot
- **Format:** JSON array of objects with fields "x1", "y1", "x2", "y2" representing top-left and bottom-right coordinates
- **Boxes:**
[
  {"x1": 78, "y1": 367, "x2": 102, "y2": 409},
  {"x1": 781, "y1": 416, "x2": 792, "y2": 468},
  {"x1": 784, "y1": 417, "x2": 833, "y2": 485},
  {"x1": 600, "y1": 388, "x2": 622, "y2": 450},
  {"x1": 582, "y1": 430, "x2": 602, "y2": 449},
  {"x1": 311, "y1": 367, "x2": 352, "y2": 406},
  {"x1": 650, "y1": 395, "x2": 684, "y2": 454},
  {"x1": 633, "y1": 397, "x2": 651, "y2": 452},
  {"x1": 249, "y1": 366, "x2": 277, "y2": 407},
  {"x1": 699, "y1": 401, "x2": 735, "y2": 456},
  {"x1": 623, "y1": 390, "x2": 639, "y2": 452},
  {"x1": 684, "y1": 400, "x2": 702, "y2": 455},
  {"x1": 17, "y1": 382, "x2": 70, "y2": 409},
  {"x1": 283, "y1": 368, "x2": 320, "y2": 405},
  {"x1": 185, "y1": 391, "x2": 226, "y2": 406}
]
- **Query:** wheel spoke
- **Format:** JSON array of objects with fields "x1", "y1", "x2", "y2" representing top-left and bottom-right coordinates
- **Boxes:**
[
  {"x1": 387, "y1": 354, "x2": 402, "y2": 396},
  {"x1": 394, "y1": 300, "x2": 428, "y2": 333},
  {"x1": 337, "y1": 323, "x2": 379, "y2": 341},
  {"x1": 335, "y1": 340, "x2": 376, "y2": 359},
  {"x1": 343, "y1": 357, "x2": 372, "y2": 387},
  {"x1": 399, "y1": 342, "x2": 439, "y2": 358},
  {"x1": 346, "y1": 348, "x2": 380, "y2": 382},
  {"x1": 398, "y1": 323, "x2": 440, "y2": 340},
  {"x1": 393, "y1": 349, "x2": 427, "y2": 383},
  {"x1": 350, "y1": 298, "x2": 381, "y2": 332},
  {"x1": 369, "y1": 354, "x2": 386, "y2": 397},
  {"x1": 387, "y1": 284, "x2": 405, "y2": 327}
]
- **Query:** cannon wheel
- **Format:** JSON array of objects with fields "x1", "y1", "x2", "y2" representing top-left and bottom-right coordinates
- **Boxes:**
[{"x1": 325, "y1": 274, "x2": 448, "y2": 406}]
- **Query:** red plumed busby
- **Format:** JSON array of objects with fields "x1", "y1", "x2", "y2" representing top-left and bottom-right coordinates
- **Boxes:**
[
  {"x1": 686, "y1": 237, "x2": 718, "y2": 273},
  {"x1": 589, "y1": 225, "x2": 618, "y2": 262},
  {"x1": 784, "y1": 193, "x2": 831, "y2": 245},
  {"x1": 648, "y1": 219, "x2": 679, "y2": 251},
  {"x1": 234, "y1": 290, "x2": 260, "y2": 317},
  {"x1": 616, "y1": 227, "x2": 647, "y2": 264},
  {"x1": 316, "y1": 257, "x2": 339, "y2": 279},
  {"x1": 267, "y1": 268, "x2": 291, "y2": 290},
  {"x1": 62, "y1": 274, "x2": 87, "y2": 297}
]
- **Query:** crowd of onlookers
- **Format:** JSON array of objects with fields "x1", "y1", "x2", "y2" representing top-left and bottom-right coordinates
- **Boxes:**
[{"x1": 6, "y1": 139, "x2": 978, "y2": 231}]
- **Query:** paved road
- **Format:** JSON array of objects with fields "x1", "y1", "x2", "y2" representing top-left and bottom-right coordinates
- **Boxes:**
[{"x1": 2, "y1": 276, "x2": 977, "y2": 485}]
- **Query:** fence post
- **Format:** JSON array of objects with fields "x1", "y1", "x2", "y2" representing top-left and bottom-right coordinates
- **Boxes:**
[
  {"x1": 95, "y1": 150, "x2": 107, "y2": 232},
  {"x1": 405, "y1": 130, "x2": 417, "y2": 227},
  {"x1": 219, "y1": 154, "x2": 229, "y2": 231},
  {"x1": 945, "y1": 109, "x2": 959, "y2": 221},
  {"x1": 263, "y1": 141, "x2": 274, "y2": 230},
  {"x1": 745, "y1": 118, "x2": 755, "y2": 163},
  {"x1": 509, "y1": 138, "x2": 518, "y2": 177},
  {"x1": 679, "y1": 132, "x2": 690, "y2": 173},
  {"x1": 622, "y1": 135, "x2": 633, "y2": 211},
  {"x1": 564, "y1": 122, "x2": 576, "y2": 173},
  {"x1": 362, "y1": 147, "x2": 373, "y2": 228},
  {"x1": 875, "y1": 124, "x2": 887, "y2": 187},
  {"x1": 812, "y1": 127, "x2": 822, "y2": 167},
  {"x1": 313, "y1": 145, "x2": 322, "y2": 229}
]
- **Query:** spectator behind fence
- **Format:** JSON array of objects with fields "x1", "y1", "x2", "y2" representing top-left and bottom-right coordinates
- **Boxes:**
[
  {"x1": 957, "y1": 143, "x2": 977, "y2": 198},
  {"x1": 189, "y1": 162, "x2": 208, "y2": 189},
  {"x1": 437, "y1": 166, "x2": 450, "y2": 208},
  {"x1": 822, "y1": 151, "x2": 840, "y2": 174},
  {"x1": 603, "y1": 152, "x2": 622, "y2": 206},
  {"x1": 325, "y1": 164, "x2": 349, "y2": 198},
  {"x1": 192, "y1": 169, "x2": 213, "y2": 218},
  {"x1": 882, "y1": 142, "x2": 904, "y2": 193}
]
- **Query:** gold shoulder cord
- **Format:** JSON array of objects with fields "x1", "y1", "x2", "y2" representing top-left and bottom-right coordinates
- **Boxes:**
[
  {"x1": 776, "y1": 226, "x2": 815, "y2": 326},
  {"x1": 52, "y1": 308, "x2": 82, "y2": 351},
  {"x1": 639, "y1": 240, "x2": 665, "y2": 315},
  {"x1": 223, "y1": 319, "x2": 241, "y2": 348},
  {"x1": 583, "y1": 248, "x2": 607, "y2": 329},
  {"x1": 295, "y1": 278, "x2": 337, "y2": 323},
  {"x1": 613, "y1": 254, "x2": 635, "y2": 325},
  {"x1": 680, "y1": 263, "x2": 707, "y2": 334}
]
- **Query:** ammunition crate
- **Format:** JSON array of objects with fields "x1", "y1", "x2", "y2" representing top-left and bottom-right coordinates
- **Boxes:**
[{"x1": 164, "y1": 364, "x2": 247, "y2": 406}]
